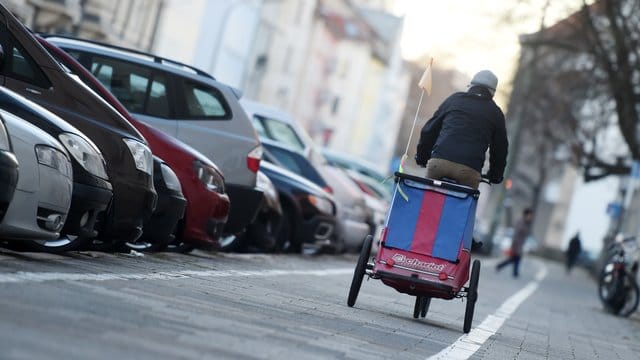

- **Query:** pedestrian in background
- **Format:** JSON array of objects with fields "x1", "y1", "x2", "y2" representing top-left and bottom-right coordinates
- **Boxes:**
[
  {"x1": 565, "y1": 232, "x2": 582, "y2": 274},
  {"x1": 496, "y1": 208, "x2": 534, "y2": 278}
]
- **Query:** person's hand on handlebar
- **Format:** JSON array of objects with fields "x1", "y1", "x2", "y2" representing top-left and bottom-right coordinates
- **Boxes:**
[
  {"x1": 480, "y1": 174, "x2": 501, "y2": 185},
  {"x1": 414, "y1": 154, "x2": 427, "y2": 168}
]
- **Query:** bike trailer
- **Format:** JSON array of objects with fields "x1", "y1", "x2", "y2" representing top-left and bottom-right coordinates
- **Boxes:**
[{"x1": 348, "y1": 172, "x2": 482, "y2": 333}]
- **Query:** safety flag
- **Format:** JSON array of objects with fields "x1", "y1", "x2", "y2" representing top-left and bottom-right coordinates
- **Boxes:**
[
  {"x1": 418, "y1": 58, "x2": 433, "y2": 95},
  {"x1": 396, "y1": 58, "x2": 434, "y2": 202}
]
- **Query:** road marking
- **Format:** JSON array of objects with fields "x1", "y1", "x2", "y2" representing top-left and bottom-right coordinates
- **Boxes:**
[
  {"x1": 427, "y1": 263, "x2": 548, "y2": 360},
  {"x1": 0, "y1": 268, "x2": 354, "y2": 284}
]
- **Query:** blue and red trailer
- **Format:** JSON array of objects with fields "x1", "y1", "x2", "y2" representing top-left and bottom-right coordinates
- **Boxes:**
[{"x1": 347, "y1": 171, "x2": 482, "y2": 333}]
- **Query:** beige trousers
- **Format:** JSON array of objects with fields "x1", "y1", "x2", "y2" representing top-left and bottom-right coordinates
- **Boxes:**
[{"x1": 426, "y1": 158, "x2": 481, "y2": 189}]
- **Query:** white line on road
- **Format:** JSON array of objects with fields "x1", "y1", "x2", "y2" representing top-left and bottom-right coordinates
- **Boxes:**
[
  {"x1": 0, "y1": 268, "x2": 354, "y2": 284},
  {"x1": 427, "y1": 263, "x2": 548, "y2": 360}
]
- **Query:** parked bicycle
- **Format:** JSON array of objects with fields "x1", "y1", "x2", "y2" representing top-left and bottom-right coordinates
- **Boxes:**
[{"x1": 598, "y1": 234, "x2": 639, "y2": 317}]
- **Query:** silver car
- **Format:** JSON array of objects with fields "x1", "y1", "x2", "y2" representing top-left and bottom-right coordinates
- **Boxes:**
[
  {"x1": 46, "y1": 36, "x2": 265, "y2": 241},
  {"x1": 0, "y1": 109, "x2": 72, "y2": 241}
]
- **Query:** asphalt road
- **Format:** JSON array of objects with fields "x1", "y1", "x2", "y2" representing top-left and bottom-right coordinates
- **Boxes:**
[{"x1": 0, "y1": 248, "x2": 638, "y2": 360}]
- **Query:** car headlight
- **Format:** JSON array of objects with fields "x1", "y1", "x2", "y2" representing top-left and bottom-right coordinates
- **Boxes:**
[
  {"x1": 0, "y1": 120, "x2": 10, "y2": 151},
  {"x1": 58, "y1": 133, "x2": 109, "y2": 179},
  {"x1": 193, "y1": 160, "x2": 225, "y2": 193},
  {"x1": 160, "y1": 163, "x2": 182, "y2": 193},
  {"x1": 307, "y1": 194, "x2": 334, "y2": 215},
  {"x1": 35, "y1": 145, "x2": 72, "y2": 179},
  {"x1": 123, "y1": 138, "x2": 153, "y2": 175}
]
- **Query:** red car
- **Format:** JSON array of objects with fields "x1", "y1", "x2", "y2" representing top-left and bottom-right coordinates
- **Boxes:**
[{"x1": 40, "y1": 38, "x2": 230, "y2": 251}]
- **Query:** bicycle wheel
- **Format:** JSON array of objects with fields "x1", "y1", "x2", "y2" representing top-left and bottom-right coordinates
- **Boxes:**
[
  {"x1": 347, "y1": 235, "x2": 373, "y2": 307},
  {"x1": 599, "y1": 268, "x2": 625, "y2": 314},
  {"x1": 618, "y1": 273, "x2": 639, "y2": 317}
]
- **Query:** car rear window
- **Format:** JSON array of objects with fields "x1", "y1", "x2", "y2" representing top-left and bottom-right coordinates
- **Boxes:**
[{"x1": 177, "y1": 80, "x2": 231, "y2": 120}]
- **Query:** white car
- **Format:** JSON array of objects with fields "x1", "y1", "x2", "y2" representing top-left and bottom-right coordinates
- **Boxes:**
[
  {"x1": 316, "y1": 164, "x2": 372, "y2": 252},
  {"x1": 0, "y1": 109, "x2": 72, "y2": 241},
  {"x1": 243, "y1": 100, "x2": 374, "y2": 252}
]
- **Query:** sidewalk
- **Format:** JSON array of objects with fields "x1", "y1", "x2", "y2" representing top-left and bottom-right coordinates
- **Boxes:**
[{"x1": 474, "y1": 257, "x2": 640, "y2": 360}]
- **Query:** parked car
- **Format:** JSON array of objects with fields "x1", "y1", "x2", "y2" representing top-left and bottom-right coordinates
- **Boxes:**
[
  {"x1": 345, "y1": 168, "x2": 392, "y2": 203},
  {"x1": 261, "y1": 140, "x2": 366, "y2": 253},
  {"x1": 0, "y1": 108, "x2": 72, "y2": 241},
  {"x1": 321, "y1": 147, "x2": 393, "y2": 198},
  {"x1": 46, "y1": 35, "x2": 264, "y2": 249},
  {"x1": 260, "y1": 161, "x2": 336, "y2": 253},
  {"x1": 315, "y1": 164, "x2": 372, "y2": 253},
  {"x1": 242, "y1": 99, "x2": 326, "y2": 166},
  {"x1": 345, "y1": 168, "x2": 390, "y2": 230},
  {"x1": 245, "y1": 101, "x2": 371, "y2": 253},
  {"x1": 0, "y1": 87, "x2": 112, "y2": 251},
  {"x1": 0, "y1": 7, "x2": 156, "y2": 249},
  {"x1": 39, "y1": 39, "x2": 225, "y2": 252},
  {"x1": 0, "y1": 112, "x2": 19, "y2": 223},
  {"x1": 262, "y1": 140, "x2": 331, "y2": 192},
  {"x1": 230, "y1": 170, "x2": 282, "y2": 252},
  {"x1": 127, "y1": 156, "x2": 185, "y2": 252}
]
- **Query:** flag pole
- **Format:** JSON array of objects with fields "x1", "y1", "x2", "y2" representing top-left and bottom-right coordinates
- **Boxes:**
[
  {"x1": 395, "y1": 58, "x2": 433, "y2": 201},
  {"x1": 403, "y1": 89, "x2": 425, "y2": 157},
  {"x1": 399, "y1": 57, "x2": 432, "y2": 174}
]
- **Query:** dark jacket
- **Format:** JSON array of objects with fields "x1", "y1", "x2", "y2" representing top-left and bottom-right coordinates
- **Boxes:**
[
  {"x1": 415, "y1": 87, "x2": 508, "y2": 182},
  {"x1": 511, "y1": 218, "x2": 532, "y2": 256}
]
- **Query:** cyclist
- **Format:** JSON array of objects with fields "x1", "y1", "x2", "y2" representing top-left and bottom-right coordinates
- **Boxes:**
[{"x1": 415, "y1": 70, "x2": 508, "y2": 189}]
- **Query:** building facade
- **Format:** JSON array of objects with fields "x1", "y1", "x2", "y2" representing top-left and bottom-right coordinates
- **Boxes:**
[{"x1": 5, "y1": 0, "x2": 163, "y2": 50}]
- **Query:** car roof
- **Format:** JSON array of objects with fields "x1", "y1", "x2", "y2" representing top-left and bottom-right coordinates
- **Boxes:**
[
  {"x1": 240, "y1": 99, "x2": 296, "y2": 123},
  {"x1": 40, "y1": 38, "x2": 222, "y2": 172},
  {"x1": 41, "y1": 34, "x2": 215, "y2": 80},
  {"x1": 45, "y1": 36, "x2": 225, "y2": 87}
]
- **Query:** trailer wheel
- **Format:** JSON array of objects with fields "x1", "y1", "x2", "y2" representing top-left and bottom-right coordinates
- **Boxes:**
[
  {"x1": 347, "y1": 235, "x2": 373, "y2": 307},
  {"x1": 413, "y1": 296, "x2": 422, "y2": 319},
  {"x1": 420, "y1": 297, "x2": 431, "y2": 318},
  {"x1": 463, "y1": 259, "x2": 481, "y2": 333}
]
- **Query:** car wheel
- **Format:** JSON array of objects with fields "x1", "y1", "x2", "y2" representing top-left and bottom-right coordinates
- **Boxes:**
[
  {"x1": 86, "y1": 237, "x2": 122, "y2": 252},
  {"x1": 165, "y1": 235, "x2": 196, "y2": 253},
  {"x1": 123, "y1": 240, "x2": 152, "y2": 252},
  {"x1": 26, "y1": 234, "x2": 90, "y2": 253},
  {"x1": 247, "y1": 211, "x2": 281, "y2": 253},
  {"x1": 275, "y1": 208, "x2": 300, "y2": 253},
  {"x1": 219, "y1": 231, "x2": 249, "y2": 252}
]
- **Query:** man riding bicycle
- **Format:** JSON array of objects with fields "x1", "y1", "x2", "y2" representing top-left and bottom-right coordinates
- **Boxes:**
[{"x1": 415, "y1": 70, "x2": 508, "y2": 189}]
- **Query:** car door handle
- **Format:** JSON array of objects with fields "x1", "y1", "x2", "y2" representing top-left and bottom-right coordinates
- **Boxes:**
[{"x1": 26, "y1": 88, "x2": 41, "y2": 95}]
